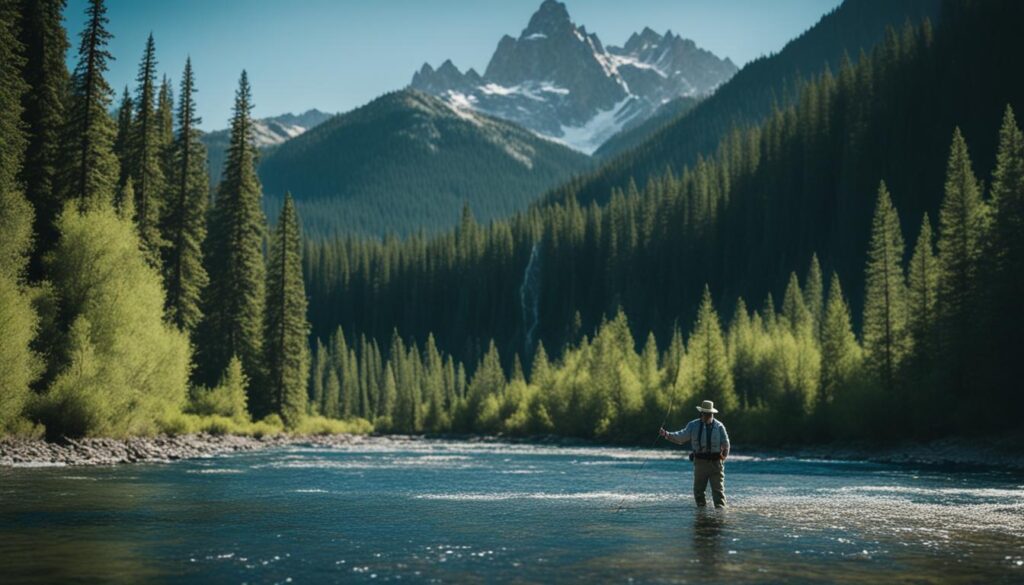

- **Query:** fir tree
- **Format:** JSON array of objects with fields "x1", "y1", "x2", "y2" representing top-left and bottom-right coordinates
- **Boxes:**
[
  {"x1": 862, "y1": 181, "x2": 907, "y2": 391},
  {"x1": 906, "y1": 214, "x2": 938, "y2": 362},
  {"x1": 803, "y1": 253, "x2": 824, "y2": 339},
  {"x1": 682, "y1": 285, "x2": 736, "y2": 412},
  {"x1": 59, "y1": 0, "x2": 117, "y2": 210},
  {"x1": 936, "y1": 128, "x2": 988, "y2": 394},
  {"x1": 198, "y1": 71, "x2": 266, "y2": 405},
  {"x1": 162, "y1": 58, "x2": 209, "y2": 333},
  {"x1": 322, "y1": 368, "x2": 340, "y2": 419},
  {"x1": 17, "y1": 0, "x2": 69, "y2": 279},
  {"x1": 113, "y1": 85, "x2": 131, "y2": 185},
  {"x1": 128, "y1": 33, "x2": 165, "y2": 262},
  {"x1": 264, "y1": 195, "x2": 309, "y2": 426},
  {"x1": 819, "y1": 273, "x2": 860, "y2": 405}
]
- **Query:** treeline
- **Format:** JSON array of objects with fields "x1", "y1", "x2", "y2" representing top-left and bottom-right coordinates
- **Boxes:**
[
  {"x1": 306, "y1": 111, "x2": 1023, "y2": 441},
  {"x1": 0, "y1": 0, "x2": 358, "y2": 437}
]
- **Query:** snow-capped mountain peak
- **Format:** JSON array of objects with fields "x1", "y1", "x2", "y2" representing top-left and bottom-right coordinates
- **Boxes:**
[{"x1": 409, "y1": 0, "x2": 736, "y2": 154}]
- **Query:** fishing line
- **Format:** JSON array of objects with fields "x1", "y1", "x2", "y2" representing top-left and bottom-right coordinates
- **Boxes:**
[{"x1": 612, "y1": 370, "x2": 679, "y2": 514}]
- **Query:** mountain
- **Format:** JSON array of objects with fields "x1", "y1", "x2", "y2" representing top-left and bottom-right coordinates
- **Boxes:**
[
  {"x1": 543, "y1": 0, "x2": 943, "y2": 208},
  {"x1": 258, "y1": 90, "x2": 591, "y2": 237},
  {"x1": 201, "y1": 108, "x2": 334, "y2": 184},
  {"x1": 409, "y1": 0, "x2": 736, "y2": 154},
  {"x1": 592, "y1": 94, "x2": 700, "y2": 160}
]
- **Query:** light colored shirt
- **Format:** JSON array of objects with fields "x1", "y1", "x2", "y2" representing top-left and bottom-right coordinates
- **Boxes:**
[{"x1": 666, "y1": 418, "x2": 730, "y2": 456}]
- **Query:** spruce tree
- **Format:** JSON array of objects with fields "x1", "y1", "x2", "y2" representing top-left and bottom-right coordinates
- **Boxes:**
[
  {"x1": 198, "y1": 70, "x2": 266, "y2": 406},
  {"x1": 936, "y1": 128, "x2": 987, "y2": 394},
  {"x1": 162, "y1": 58, "x2": 209, "y2": 333},
  {"x1": 113, "y1": 85, "x2": 131, "y2": 186},
  {"x1": 682, "y1": 285, "x2": 736, "y2": 412},
  {"x1": 906, "y1": 214, "x2": 938, "y2": 363},
  {"x1": 128, "y1": 33, "x2": 165, "y2": 262},
  {"x1": 819, "y1": 273, "x2": 860, "y2": 405},
  {"x1": 803, "y1": 253, "x2": 824, "y2": 339},
  {"x1": 59, "y1": 0, "x2": 117, "y2": 210},
  {"x1": 17, "y1": 0, "x2": 69, "y2": 279},
  {"x1": 862, "y1": 181, "x2": 908, "y2": 391},
  {"x1": 988, "y1": 106, "x2": 1024, "y2": 415},
  {"x1": 263, "y1": 195, "x2": 309, "y2": 426}
]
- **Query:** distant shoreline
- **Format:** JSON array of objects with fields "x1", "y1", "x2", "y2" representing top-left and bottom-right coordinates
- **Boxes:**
[{"x1": 2, "y1": 432, "x2": 1022, "y2": 471}]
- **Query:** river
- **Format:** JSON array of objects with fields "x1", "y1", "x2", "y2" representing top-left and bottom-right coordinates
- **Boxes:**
[{"x1": 2, "y1": 437, "x2": 1022, "y2": 583}]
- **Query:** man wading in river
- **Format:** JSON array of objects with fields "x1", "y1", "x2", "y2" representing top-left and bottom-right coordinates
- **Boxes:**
[{"x1": 659, "y1": 400, "x2": 731, "y2": 508}]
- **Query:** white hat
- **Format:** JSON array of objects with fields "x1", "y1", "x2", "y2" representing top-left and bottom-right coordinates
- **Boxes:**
[{"x1": 696, "y1": 400, "x2": 719, "y2": 413}]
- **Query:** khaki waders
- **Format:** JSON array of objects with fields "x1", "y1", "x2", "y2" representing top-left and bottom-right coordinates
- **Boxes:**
[{"x1": 693, "y1": 458, "x2": 726, "y2": 508}]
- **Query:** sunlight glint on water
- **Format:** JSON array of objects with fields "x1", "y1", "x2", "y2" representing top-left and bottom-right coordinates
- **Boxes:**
[{"x1": 1, "y1": 438, "x2": 1022, "y2": 583}]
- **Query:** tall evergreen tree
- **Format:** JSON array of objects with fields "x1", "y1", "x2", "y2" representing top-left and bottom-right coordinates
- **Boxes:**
[
  {"x1": 682, "y1": 285, "x2": 736, "y2": 411},
  {"x1": 803, "y1": 253, "x2": 824, "y2": 339},
  {"x1": 935, "y1": 128, "x2": 988, "y2": 394},
  {"x1": 113, "y1": 85, "x2": 131, "y2": 186},
  {"x1": 862, "y1": 181, "x2": 908, "y2": 391},
  {"x1": 17, "y1": 0, "x2": 69, "y2": 279},
  {"x1": 198, "y1": 70, "x2": 266, "y2": 404},
  {"x1": 128, "y1": 33, "x2": 165, "y2": 262},
  {"x1": 906, "y1": 214, "x2": 938, "y2": 364},
  {"x1": 819, "y1": 273, "x2": 860, "y2": 405},
  {"x1": 987, "y1": 106, "x2": 1024, "y2": 415},
  {"x1": 264, "y1": 195, "x2": 309, "y2": 426},
  {"x1": 162, "y1": 58, "x2": 209, "y2": 333},
  {"x1": 59, "y1": 0, "x2": 117, "y2": 209}
]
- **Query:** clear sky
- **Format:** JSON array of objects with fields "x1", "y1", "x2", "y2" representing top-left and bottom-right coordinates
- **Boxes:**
[{"x1": 64, "y1": 0, "x2": 843, "y2": 130}]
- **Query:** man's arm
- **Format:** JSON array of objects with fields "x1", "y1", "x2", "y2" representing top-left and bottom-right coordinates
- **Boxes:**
[
  {"x1": 659, "y1": 422, "x2": 692, "y2": 446},
  {"x1": 719, "y1": 424, "x2": 731, "y2": 460}
]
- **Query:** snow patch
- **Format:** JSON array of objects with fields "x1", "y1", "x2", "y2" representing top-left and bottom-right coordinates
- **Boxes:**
[{"x1": 546, "y1": 98, "x2": 637, "y2": 155}]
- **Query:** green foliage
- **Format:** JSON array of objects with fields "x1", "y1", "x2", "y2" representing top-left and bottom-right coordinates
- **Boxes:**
[
  {"x1": 40, "y1": 203, "x2": 190, "y2": 437},
  {"x1": 0, "y1": 272, "x2": 41, "y2": 434},
  {"x1": 197, "y1": 70, "x2": 267, "y2": 405},
  {"x1": 17, "y1": 0, "x2": 70, "y2": 280},
  {"x1": 819, "y1": 273, "x2": 862, "y2": 406},
  {"x1": 161, "y1": 57, "x2": 209, "y2": 332},
  {"x1": 682, "y1": 286, "x2": 737, "y2": 412},
  {"x1": 127, "y1": 33, "x2": 165, "y2": 262},
  {"x1": 189, "y1": 355, "x2": 248, "y2": 422},
  {"x1": 264, "y1": 195, "x2": 309, "y2": 426},
  {"x1": 862, "y1": 181, "x2": 908, "y2": 391},
  {"x1": 58, "y1": 0, "x2": 117, "y2": 210}
]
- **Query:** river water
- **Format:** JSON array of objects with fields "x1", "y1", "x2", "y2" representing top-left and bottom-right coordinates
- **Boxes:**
[{"x1": 2, "y1": 437, "x2": 1022, "y2": 584}]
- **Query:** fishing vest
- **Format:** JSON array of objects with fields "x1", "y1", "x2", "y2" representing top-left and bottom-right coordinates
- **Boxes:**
[{"x1": 690, "y1": 419, "x2": 725, "y2": 453}]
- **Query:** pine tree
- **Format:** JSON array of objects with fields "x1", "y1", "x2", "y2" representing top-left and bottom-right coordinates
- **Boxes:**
[
  {"x1": 17, "y1": 0, "x2": 69, "y2": 279},
  {"x1": 906, "y1": 214, "x2": 938, "y2": 363},
  {"x1": 59, "y1": 0, "x2": 117, "y2": 210},
  {"x1": 988, "y1": 106, "x2": 1024, "y2": 416},
  {"x1": 862, "y1": 181, "x2": 908, "y2": 391},
  {"x1": 936, "y1": 128, "x2": 987, "y2": 394},
  {"x1": 803, "y1": 253, "x2": 824, "y2": 339},
  {"x1": 781, "y1": 272, "x2": 812, "y2": 335},
  {"x1": 682, "y1": 285, "x2": 736, "y2": 412},
  {"x1": 264, "y1": 195, "x2": 309, "y2": 426},
  {"x1": 113, "y1": 85, "x2": 131, "y2": 185},
  {"x1": 198, "y1": 71, "x2": 266, "y2": 406},
  {"x1": 322, "y1": 367, "x2": 340, "y2": 419},
  {"x1": 162, "y1": 58, "x2": 209, "y2": 333},
  {"x1": 819, "y1": 273, "x2": 860, "y2": 405},
  {"x1": 310, "y1": 338, "x2": 326, "y2": 414},
  {"x1": 128, "y1": 33, "x2": 165, "y2": 262}
]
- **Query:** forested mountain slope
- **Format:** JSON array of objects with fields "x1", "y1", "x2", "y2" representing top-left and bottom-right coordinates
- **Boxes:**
[
  {"x1": 259, "y1": 90, "x2": 591, "y2": 237},
  {"x1": 543, "y1": 0, "x2": 942, "y2": 208}
]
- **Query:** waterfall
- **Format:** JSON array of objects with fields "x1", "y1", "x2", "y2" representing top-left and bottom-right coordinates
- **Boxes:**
[{"x1": 520, "y1": 243, "x2": 542, "y2": 354}]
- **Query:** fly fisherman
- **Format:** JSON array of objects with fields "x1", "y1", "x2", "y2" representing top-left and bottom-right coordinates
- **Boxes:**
[{"x1": 659, "y1": 400, "x2": 730, "y2": 508}]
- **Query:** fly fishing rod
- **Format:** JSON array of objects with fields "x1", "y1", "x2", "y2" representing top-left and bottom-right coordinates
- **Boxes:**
[{"x1": 612, "y1": 359, "x2": 683, "y2": 514}]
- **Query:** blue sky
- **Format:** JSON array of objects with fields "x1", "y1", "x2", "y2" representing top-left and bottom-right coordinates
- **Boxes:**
[{"x1": 65, "y1": 0, "x2": 842, "y2": 130}]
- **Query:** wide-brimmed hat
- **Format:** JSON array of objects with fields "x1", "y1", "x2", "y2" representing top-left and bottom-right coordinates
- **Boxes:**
[{"x1": 696, "y1": 400, "x2": 719, "y2": 413}]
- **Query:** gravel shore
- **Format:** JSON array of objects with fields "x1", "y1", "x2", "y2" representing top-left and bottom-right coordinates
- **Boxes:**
[{"x1": 2, "y1": 432, "x2": 1021, "y2": 470}]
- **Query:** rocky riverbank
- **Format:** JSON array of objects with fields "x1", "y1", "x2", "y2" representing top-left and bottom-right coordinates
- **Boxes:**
[{"x1": 2, "y1": 432, "x2": 1022, "y2": 470}]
